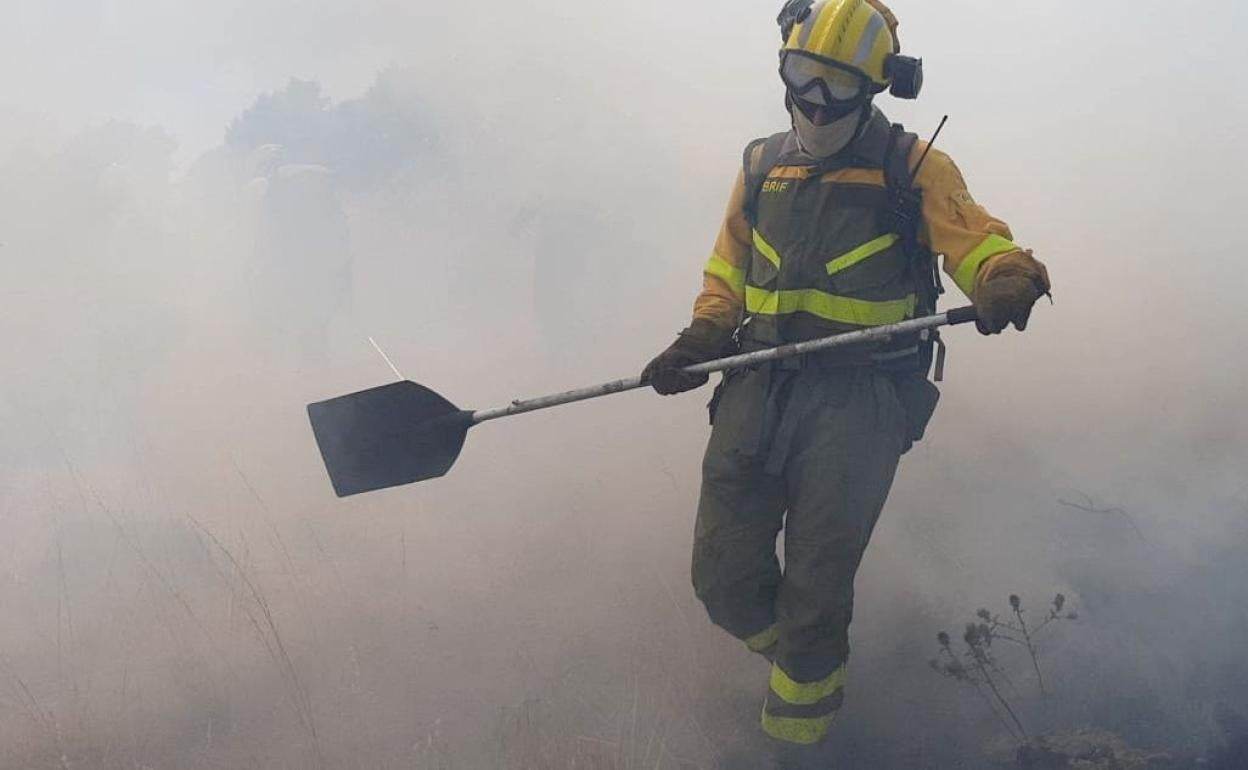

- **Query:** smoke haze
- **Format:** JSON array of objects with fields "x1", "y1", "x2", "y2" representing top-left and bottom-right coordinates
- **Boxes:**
[{"x1": 2, "y1": 1, "x2": 1247, "y2": 767}]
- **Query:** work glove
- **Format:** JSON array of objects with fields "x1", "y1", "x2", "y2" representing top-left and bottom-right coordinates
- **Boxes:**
[
  {"x1": 973, "y1": 251, "x2": 1051, "y2": 335},
  {"x1": 641, "y1": 319, "x2": 733, "y2": 396}
]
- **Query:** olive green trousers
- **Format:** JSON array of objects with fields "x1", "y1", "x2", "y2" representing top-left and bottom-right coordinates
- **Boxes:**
[{"x1": 692, "y1": 364, "x2": 907, "y2": 744}]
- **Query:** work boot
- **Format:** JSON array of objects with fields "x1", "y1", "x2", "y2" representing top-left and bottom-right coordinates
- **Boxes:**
[
  {"x1": 719, "y1": 735, "x2": 831, "y2": 769},
  {"x1": 769, "y1": 739, "x2": 830, "y2": 769}
]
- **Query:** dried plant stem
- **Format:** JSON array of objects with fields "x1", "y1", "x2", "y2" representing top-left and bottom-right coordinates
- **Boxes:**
[
  {"x1": 0, "y1": 652, "x2": 55, "y2": 735},
  {"x1": 970, "y1": 653, "x2": 1027, "y2": 739},
  {"x1": 1013, "y1": 607, "x2": 1048, "y2": 697},
  {"x1": 1059, "y1": 493, "x2": 1147, "y2": 543},
  {"x1": 62, "y1": 453, "x2": 243, "y2": 685},
  {"x1": 187, "y1": 515, "x2": 326, "y2": 770},
  {"x1": 971, "y1": 680, "x2": 1022, "y2": 741},
  {"x1": 940, "y1": 648, "x2": 1020, "y2": 740}
]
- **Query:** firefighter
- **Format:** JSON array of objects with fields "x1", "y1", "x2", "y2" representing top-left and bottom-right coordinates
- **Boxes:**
[{"x1": 642, "y1": 0, "x2": 1050, "y2": 754}]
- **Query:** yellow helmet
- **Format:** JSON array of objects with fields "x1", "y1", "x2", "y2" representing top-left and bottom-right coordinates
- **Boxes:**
[{"x1": 778, "y1": 0, "x2": 920, "y2": 102}]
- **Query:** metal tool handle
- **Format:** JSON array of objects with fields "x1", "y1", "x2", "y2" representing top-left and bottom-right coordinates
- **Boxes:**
[{"x1": 471, "y1": 307, "x2": 977, "y2": 424}]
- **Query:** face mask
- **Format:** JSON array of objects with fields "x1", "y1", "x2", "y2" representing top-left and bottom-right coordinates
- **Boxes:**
[{"x1": 791, "y1": 104, "x2": 865, "y2": 159}]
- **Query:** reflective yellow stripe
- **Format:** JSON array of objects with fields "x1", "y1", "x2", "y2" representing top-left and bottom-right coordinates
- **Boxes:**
[
  {"x1": 805, "y1": 2, "x2": 843, "y2": 53},
  {"x1": 751, "y1": 230, "x2": 782, "y2": 269},
  {"x1": 704, "y1": 252, "x2": 745, "y2": 297},
  {"x1": 953, "y1": 234, "x2": 1018, "y2": 297},
  {"x1": 761, "y1": 710, "x2": 836, "y2": 745},
  {"x1": 768, "y1": 166, "x2": 811, "y2": 181},
  {"x1": 746, "y1": 286, "x2": 916, "y2": 327},
  {"x1": 745, "y1": 625, "x2": 779, "y2": 653},
  {"x1": 825, "y1": 234, "x2": 899, "y2": 275},
  {"x1": 850, "y1": 7, "x2": 884, "y2": 67},
  {"x1": 769, "y1": 663, "x2": 846, "y2": 706}
]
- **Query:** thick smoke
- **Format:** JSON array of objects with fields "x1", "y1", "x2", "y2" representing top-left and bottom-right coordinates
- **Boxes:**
[{"x1": 1, "y1": 1, "x2": 1247, "y2": 768}]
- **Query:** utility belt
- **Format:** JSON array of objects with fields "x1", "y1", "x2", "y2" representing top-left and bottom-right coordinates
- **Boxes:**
[
  {"x1": 724, "y1": 331, "x2": 940, "y2": 452},
  {"x1": 738, "y1": 339, "x2": 878, "y2": 371},
  {"x1": 736, "y1": 319, "x2": 928, "y2": 370},
  {"x1": 735, "y1": 313, "x2": 943, "y2": 380}
]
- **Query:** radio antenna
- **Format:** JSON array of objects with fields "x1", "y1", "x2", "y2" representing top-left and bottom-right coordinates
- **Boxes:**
[{"x1": 909, "y1": 114, "x2": 948, "y2": 178}]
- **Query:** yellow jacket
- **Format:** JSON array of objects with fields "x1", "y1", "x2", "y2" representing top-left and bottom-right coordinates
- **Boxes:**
[{"x1": 692, "y1": 140, "x2": 1049, "y2": 331}]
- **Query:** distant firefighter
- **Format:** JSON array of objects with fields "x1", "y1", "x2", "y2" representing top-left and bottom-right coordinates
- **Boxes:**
[{"x1": 247, "y1": 148, "x2": 351, "y2": 359}]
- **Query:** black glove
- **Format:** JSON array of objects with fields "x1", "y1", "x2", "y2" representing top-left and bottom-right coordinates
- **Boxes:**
[
  {"x1": 641, "y1": 319, "x2": 733, "y2": 396},
  {"x1": 974, "y1": 262, "x2": 1050, "y2": 335}
]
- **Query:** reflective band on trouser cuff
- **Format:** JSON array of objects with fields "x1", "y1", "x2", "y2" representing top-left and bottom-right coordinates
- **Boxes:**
[
  {"x1": 761, "y1": 709, "x2": 837, "y2": 745},
  {"x1": 953, "y1": 234, "x2": 1019, "y2": 297},
  {"x1": 745, "y1": 286, "x2": 916, "y2": 327},
  {"x1": 752, "y1": 230, "x2": 782, "y2": 268},
  {"x1": 745, "y1": 624, "x2": 779, "y2": 654},
  {"x1": 704, "y1": 252, "x2": 746, "y2": 297},
  {"x1": 770, "y1": 662, "x2": 846, "y2": 705},
  {"x1": 761, "y1": 663, "x2": 846, "y2": 745},
  {"x1": 825, "y1": 233, "x2": 899, "y2": 275}
]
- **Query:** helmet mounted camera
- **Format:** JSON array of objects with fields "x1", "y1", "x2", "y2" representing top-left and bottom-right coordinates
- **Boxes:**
[{"x1": 886, "y1": 54, "x2": 924, "y2": 99}]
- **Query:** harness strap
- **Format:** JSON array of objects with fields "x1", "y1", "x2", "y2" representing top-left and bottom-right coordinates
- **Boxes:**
[{"x1": 743, "y1": 132, "x2": 790, "y2": 227}]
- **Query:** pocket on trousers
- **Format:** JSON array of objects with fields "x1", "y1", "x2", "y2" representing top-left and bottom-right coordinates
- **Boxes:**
[{"x1": 891, "y1": 373, "x2": 940, "y2": 445}]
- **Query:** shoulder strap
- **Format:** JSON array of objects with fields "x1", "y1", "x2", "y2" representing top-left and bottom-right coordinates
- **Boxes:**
[
  {"x1": 881, "y1": 123, "x2": 923, "y2": 249},
  {"x1": 742, "y1": 132, "x2": 789, "y2": 227},
  {"x1": 882, "y1": 123, "x2": 918, "y2": 197},
  {"x1": 883, "y1": 122, "x2": 946, "y2": 324}
]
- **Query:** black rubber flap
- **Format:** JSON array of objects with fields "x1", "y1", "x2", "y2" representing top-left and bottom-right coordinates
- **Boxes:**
[{"x1": 307, "y1": 381, "x2": 472, "y2": 497}]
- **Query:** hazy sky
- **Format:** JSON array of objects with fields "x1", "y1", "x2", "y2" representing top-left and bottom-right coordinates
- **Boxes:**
[
  {"x1": 3, "y1": 0, "x2": 1246, "y2": 582},
  {"x1": 5, "y1": 1, "x2": 1247, "y2": 163}
]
